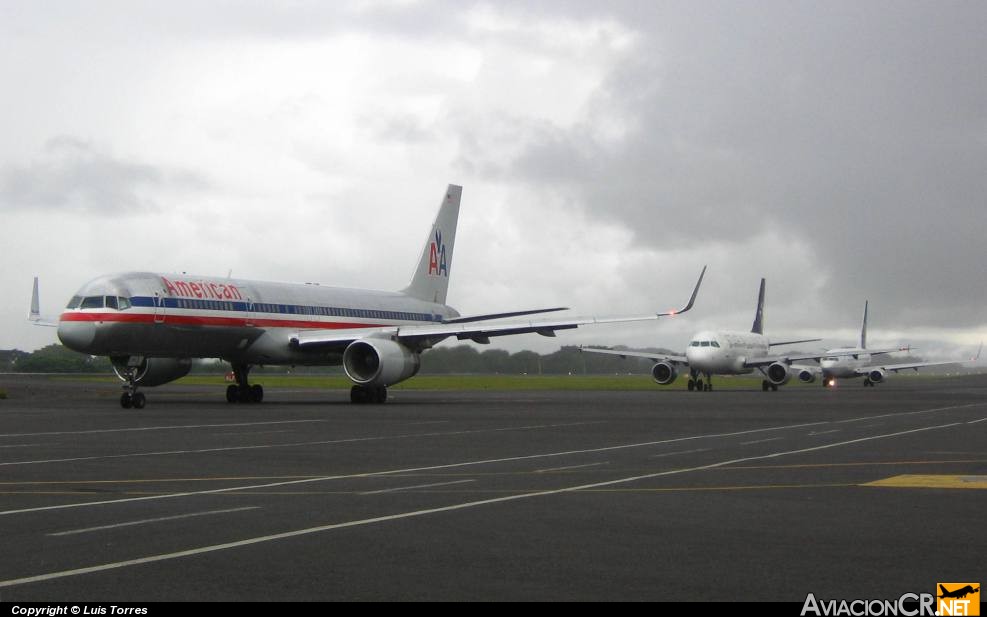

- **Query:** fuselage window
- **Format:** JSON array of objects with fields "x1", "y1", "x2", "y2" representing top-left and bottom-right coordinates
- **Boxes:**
[{"x1": 80, "y1": 296, "x2": 104, "y2": 309}]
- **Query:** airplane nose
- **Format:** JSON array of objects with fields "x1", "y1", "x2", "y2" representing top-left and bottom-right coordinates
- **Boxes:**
[{"x1": 58, "y1": 321, "x2": 96, "y2": 352}]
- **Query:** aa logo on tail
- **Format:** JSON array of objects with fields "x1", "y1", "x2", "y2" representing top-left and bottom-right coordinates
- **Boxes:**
[
  {"x1": 428, "y1": 230, "x2": 448, "y2": 277},
  {"x1": 938, "y1": 583, "x2": 980, "y2": 616}
]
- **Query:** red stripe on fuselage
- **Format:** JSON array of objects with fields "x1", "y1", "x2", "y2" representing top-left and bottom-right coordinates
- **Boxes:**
[{"x1": 59, "y1": 312, "x2": 388, "y2": 330}]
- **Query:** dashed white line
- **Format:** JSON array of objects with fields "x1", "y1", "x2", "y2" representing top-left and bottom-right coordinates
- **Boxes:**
[
  {"x1": 0, "y1": 443, "x2": 47, "y2": 449},
  {"x1": 809, "y1": 430, "x2": 840, "y2": 436},
  {"x1": 48, "y1": 507, "x2": 260, "y2": 537},
  {"x1": 535, "y1": 462, "x2": 608, "y2": 473},
  {"x1": 0, "y1": 419, "x2": 963, "y2": 590},
  {"x1": 649, "y1": 448, "x2": 710, "y2": 459},
  {"x1": 360, "y1": 480, "x2": 475, "y2": 495},
  {"x1": 740, "y1": 437, "x2": 783, "y2": 446}
]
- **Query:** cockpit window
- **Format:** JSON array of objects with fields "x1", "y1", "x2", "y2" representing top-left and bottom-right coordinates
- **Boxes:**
[
  {"x1": 105, "y1": 296, "x2": 118, "y2": 310},
  {"x1": 689, "y1": 341, "x2": 700, "y2": 347},
  {"x1": 118, "y1": 297, "x2": 131, "y2": 310},
  {"x1": 66, "y1": 296, "x2": 82, "y2": 309},
  {"x1": 700, "y1": 341, "x2": 710, "y2": 347},
  {"x1": 80, "y1": 296, "x2": 105, "y2": 309},
  {"x1": 711, "y1": 341, "x2": 720, "y2": 348}
]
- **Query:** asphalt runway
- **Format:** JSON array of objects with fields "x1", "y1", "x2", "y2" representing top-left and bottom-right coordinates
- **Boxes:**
[{"x1": 0, "y1": 374, "x2": 984, "y2": 601}]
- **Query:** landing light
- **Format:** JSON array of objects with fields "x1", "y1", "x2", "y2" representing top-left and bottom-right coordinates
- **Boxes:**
[{"x1": 828, "y1": 379, "x2": 836, "y2": 387}]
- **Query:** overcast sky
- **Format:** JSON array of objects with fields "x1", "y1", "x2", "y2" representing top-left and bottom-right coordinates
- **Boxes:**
[{"x1": 2, "y1": 1, "x2": 984, "y2": 359}]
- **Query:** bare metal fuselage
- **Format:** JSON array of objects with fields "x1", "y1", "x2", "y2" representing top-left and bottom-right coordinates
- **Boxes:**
[{"x1": 57, "y1": 271, "x2": 458, "y2": 365}]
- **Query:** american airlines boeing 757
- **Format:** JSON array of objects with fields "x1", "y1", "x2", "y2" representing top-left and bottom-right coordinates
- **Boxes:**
[
  {"x1": 31, "y1": 185, "x2": 705, "y2": 408},
  {"x1": 581, "y1": 279, "x2": 826, "y2": 392}
]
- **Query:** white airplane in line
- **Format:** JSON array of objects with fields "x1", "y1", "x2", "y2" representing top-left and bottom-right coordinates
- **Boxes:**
[
  {"x1": 795, "y1": 301, "x2": 975, "y2": 387},
  {"x1": 31, "y1": 184, "x2": 706, "y2": 408},
  {"x1": 581, "y1": 279, "x2": 827, "y2": 392}
]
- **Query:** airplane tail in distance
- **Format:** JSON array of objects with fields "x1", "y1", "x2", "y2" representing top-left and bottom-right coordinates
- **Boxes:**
[
  {"x1": 402, "y1": 184, "x2": 462, "y2": 305},
  {"x1": 860, "y1": 300, "x2": 869, "y2": 349},
  {"x1": 750, "y1": 278, "x2": 766, "y2": 334}
]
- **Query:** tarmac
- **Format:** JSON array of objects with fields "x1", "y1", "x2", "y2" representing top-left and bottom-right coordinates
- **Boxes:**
[{"x1": 0, "y1": 373, "x2": 984, "y2": 601}]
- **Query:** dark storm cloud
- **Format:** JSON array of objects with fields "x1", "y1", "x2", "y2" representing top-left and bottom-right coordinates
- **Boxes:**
[
  {"x1": 490, "y1": 1, "x2": 987, "y2": 329},
  {"x1": 0, "y1": 137, "x2": 209, "y2": 215}
]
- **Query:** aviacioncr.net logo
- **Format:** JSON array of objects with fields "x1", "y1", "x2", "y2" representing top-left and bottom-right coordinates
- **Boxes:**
[{"x1": 801, "y1": 593, "x2": 937, "y2": 616}]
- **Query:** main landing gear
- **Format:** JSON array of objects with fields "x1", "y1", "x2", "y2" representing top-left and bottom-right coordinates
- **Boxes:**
[
  {"x1": 350, "y1": 385, "x2": 387, "y2": 404},
  {"x1": 687, "y1": 371, "x2": 713, "y2": 392},
  {"x1": 226, "y1": 363, "x2": 264, "y2": 404},
  {"x1": 761, "y1": 380, "x2": 779, "y2": 392}
]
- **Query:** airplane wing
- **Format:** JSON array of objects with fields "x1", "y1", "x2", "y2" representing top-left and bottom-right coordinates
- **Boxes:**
[
  {"x1": 578, "y1": 347, "x2": 689, "y2": 365},
  {"x1": 851, "y1": 359, "x2": 961, "y2": 375},
  {"x1": 743, "y1": 346, "x2": 896, "y2": 368},
  {"x1": 768, "y1": 338, "x2": 822, "y2": 347},
  {"x1": 291, "y1": 266, "x2": 706, "y2": 351}
]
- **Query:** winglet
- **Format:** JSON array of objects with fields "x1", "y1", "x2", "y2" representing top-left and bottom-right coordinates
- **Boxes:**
[
  {"x1": 657, "y1": 265, "x2": 706, "y2": 317},
  {"x1": 28, "y1": 277, "x2": 59, "y2": 327}
]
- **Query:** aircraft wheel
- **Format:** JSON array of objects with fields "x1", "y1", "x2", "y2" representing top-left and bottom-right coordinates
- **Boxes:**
[
  {"x1": 771, "y1": 384, "x2": 779, "y2": 392},
  {"x1": 226, "y1": 384, "x2": 238, "y2": 403},
  {"x1": 762, "y1": 380, "x2": 769, "y2": 392},
  {"x1": 687, "y1": 380, "x2": 695, "y2": 391},
  {"x1": 350, "y1": 385, "x2": 368, "y2": 404},
  {"x1": 705, "y1": 383, "x2": 712, "y2": 392},
  {"x1": 863, "y1": 379, "x2": 872, "y2": 387},
  {"x1": 132, "y1": 392, "x2": 146, "y2": 409},
  {"x1": 120, "y1": 392, "x2": 133, "y2": 409},
  {"x1": 695, "y1": 379, "x2": 704, "y2": 392},
  {"x1": 375, "y1": 387, "x2": 388, "y2": 404},
  {"x1": 250, "y1": 384, "x2": 264, "y2": 403}
]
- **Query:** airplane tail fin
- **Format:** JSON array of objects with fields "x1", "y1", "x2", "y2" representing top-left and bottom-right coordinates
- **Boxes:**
[
  {"x1": 402, "y1": 185, "x2": 462, "y2": 305},
  {"x1": 860, "y1": 300, "x2": 869, "y2": 349},
  {"x1": 939, "y1": 584, "x2": 948, "y2": 596},
  {"x1": 750, "y1": 278, "x2": 766, "y2": 334}
]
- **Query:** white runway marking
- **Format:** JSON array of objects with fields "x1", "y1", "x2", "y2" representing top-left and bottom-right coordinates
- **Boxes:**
[
  {"x1": 535, "y1": 462, "x2": 608, "y2": 473},
  {"x1": 649, "y1": 448, "x2": 710, "y2": 459},
  {"x1": 0, "y1": 421, "x2": 602, "y2": 468},
  {"x1": 740, "y1": 437, "x2": 783, "y2": 445},
  {"x1": 0, "y1": 421, "x2": 823, "y2": 517},
  {"x1": 0, "y1": 419, "x2": 330, "y2": 439},
  {"x1": 48, "y1": 507, "x2": 259, "y2": 537},
  {"x1": 0, "y1": 443, "x2": 47, "y2": 449},
  {"x1": 360, "y1": 480, "x2": 475, "y2": 495},
  {"x1": 0, "y1": 419, "x2": 964, "y2": 590},
  {"x1": 967, "y1": 418, "x2": 987, "y2": 424},
  {"x1": 809, "y1": 430, "x2": 840, "y2": 436}
]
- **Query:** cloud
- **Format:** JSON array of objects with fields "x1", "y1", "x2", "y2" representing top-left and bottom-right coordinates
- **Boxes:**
[{"x1": 0, "y1": 137, "x2": 209, "y2": 215}]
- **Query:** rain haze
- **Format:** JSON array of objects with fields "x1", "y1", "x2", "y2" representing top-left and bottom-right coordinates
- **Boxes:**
[{"x1": 1, "y1": 1, "x2": 984, "y2": 360}]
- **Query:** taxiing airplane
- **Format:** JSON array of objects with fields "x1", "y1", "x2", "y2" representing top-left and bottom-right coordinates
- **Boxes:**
[
  {"x1": 31, "y1": 185, "x2": 705, "y2": 408},
  {"x1": 797, "y1": 301, "x2": 971, "y2": 387},
  {"x1": 581, "y1": 279, "x2": 824, "y2": 391}
]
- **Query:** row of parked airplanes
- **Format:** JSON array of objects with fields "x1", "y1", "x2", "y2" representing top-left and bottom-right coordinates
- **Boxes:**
[{"x1": 29, "y1": 184, "x2": 979, "y2": 408}]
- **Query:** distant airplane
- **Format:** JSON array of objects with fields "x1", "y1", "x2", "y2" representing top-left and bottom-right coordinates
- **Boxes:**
[
  {"x1": 794, "y1": 301, "x2": 970, "y2": 387},
  {"x1": 938, "y1": 584, "x2": 979, "y2": 599},
  {"x1": 31, "y1": 185, "x2": 705, "y2": 408},
  {"x1": 581, "y1": 278, "x2": 825, "y2": 392}
]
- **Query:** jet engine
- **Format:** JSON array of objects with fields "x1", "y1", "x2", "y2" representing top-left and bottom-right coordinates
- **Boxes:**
[
  {"x1": 651, "y1": 362, "x2": 678, "y2": 385},
  {"x1": 343, "y1": 338, "x2": 421, "y2": 388},
  {"x1": 112, "y1": 357, "x2": 192, "y2": 387},
  {"x1": 766, "y1": 362, "x2": 793, "y2": 386},
  {"x1": 794, "y1": 368, "x2": 817, "y2": 384},
  {"x1": 867, "y1": 369, "x2": 886, "y2": 383}
]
